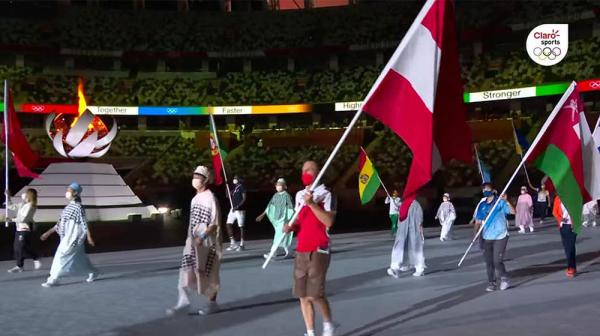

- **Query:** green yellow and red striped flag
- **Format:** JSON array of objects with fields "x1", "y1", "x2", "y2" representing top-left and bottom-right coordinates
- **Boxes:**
[{"x1": 358, "y1": 147, "x2": 381, "y2": 205}]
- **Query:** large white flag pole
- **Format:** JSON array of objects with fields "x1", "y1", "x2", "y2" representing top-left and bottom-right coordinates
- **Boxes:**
[{"x1": 4, "y1": 81, "x2": 9, "y2": 228}]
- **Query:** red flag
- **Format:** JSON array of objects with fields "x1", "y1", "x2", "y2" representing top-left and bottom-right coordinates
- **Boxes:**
[
  {"x1": 362, "y1": 0, "x2": 472, "y2": 219},
  {"x1": 1, "y1": 89, "x2": 40, "y2": 178},
  {"x1": 209, "y1": 134, "x2": 224, "y2": 185},
  {"x1": 208, "y1": 115, "x2": 224, "y2": 185}
]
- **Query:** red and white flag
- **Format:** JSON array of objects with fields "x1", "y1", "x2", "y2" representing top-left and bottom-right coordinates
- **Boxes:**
[{"x1": 362, "y1": 0, "x2": 472, "y2": 219}]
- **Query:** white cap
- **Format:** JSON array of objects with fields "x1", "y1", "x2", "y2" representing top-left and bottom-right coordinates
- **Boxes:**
[
  {"x1": 443, "y1": 193, "x2": 450, "y2": 199},
  {"x1": 194, "y1": 165, "x2": 212, "y2": 182},
  {"x1": 276, "y1": 178, "x2": 286, "y2": 185}
]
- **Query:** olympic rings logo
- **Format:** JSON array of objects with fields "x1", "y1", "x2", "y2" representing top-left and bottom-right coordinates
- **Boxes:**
[
  {"x1": 32, "y1": 105, "x2": 45, "y2": 112},
  {"x1": 166, "y1": 108, "x2": 178, "y2": 115},
  {"x1": 532, "y1": 47, "x2": 562, "y2": 61},
  {"x1": 589, "y1": 81, "x2": 600, "y2": 89}
]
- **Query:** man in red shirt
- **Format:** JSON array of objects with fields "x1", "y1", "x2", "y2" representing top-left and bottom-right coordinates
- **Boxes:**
[{"x1": 284, "y1": 160, "x2": 337, "y2": 336}]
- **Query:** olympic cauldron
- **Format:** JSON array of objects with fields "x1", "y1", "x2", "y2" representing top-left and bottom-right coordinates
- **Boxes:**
[{"x1": 44, "y1": 82, "x2": 117, "y2": 158}]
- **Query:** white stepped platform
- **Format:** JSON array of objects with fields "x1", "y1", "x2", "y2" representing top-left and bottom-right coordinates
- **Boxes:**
[{"x1": 6, "y1": 162, "x2": 158, "y2": 223}]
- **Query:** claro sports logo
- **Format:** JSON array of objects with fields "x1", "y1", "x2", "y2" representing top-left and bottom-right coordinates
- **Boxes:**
[{"x1": 526, "y1": 24, "x2": 568, "y2": 66}]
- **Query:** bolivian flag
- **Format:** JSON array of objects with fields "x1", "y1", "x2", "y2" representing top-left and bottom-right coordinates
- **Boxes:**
[{"x1": 358, "y1": 147, "x2": 381, "y2": 205}]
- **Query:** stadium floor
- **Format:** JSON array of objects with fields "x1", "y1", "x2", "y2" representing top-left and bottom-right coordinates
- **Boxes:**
[{"x1": 2, "y1": 221, "x2": 600, "y2": 336}]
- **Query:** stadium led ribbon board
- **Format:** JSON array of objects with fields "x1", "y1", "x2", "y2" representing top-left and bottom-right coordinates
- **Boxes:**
[
  {"x1": 334, "y1": 78, "x2": 600, "y2": 111},
  {"x1": 4, "y1": 103, "x2": 312, "y2": 115}
]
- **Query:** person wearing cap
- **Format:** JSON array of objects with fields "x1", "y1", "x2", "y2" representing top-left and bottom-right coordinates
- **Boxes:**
[
  {"x1": 283, "y1": 160, "x2": 338, "y2": 336},
  {"x1": 474, "y1": 182, "x2": 515, "y2": 292},
  {"x1": 225, "y1": 175, "x2": 247, "y2": 251},
  {"x1": 40, "y1": 182, "x2": 98, "y2": 287},
  {"x1": 435, "y1": 193, "x2": 456, "y2": 242},
  {"x1": 167, "y1": 165, "x2": 223, "y2": 316},
  {"x1": 256, "y1": 178, "x2": 295, "y2": 259}
]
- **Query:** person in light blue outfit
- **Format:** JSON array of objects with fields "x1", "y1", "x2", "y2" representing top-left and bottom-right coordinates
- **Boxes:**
[
  {"x1": 40, "y1": 182, "x2": 99, "y2": 287},
  {"x1": 474, "y1": 182, "x2": 515, "y2": 292}
]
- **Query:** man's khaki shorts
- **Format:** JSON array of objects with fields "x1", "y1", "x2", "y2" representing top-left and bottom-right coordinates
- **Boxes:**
[{"x1": 293, "y1": 251, "x2": 331, "y2": 298}]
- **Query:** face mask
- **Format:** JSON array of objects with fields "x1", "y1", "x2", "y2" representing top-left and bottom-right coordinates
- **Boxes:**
[
  {"x1": 65, "y1": 191, "x2": 73, "y2": 200},
  {"x1": 276, "y1": 185, "x2": 284, "y2": 192},
  {"x1": 21, "y1": 194, "x2": 27, "y2": 201},
  {"x1": 301, "y1": 172, "x2": 315, "y2": 186},
  {"x1": 483, "y1": 190, "x2": 493, "y2": 197},
  {"x1": 233, "y1": 179, "x2": 239, "y2": 185},
  {"x1": 192, "y1": 178, "x2": 202, "y2": 190}
]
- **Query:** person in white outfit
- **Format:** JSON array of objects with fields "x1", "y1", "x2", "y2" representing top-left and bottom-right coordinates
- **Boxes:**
[
  {"x1": 387, "y1": 199, "x2": 426, "y2": 277},
  {"x1": 582, "y1": 200, "x2": 598, "y2": 227},
  {"x1": 436, "y1": 193, "x2": 456, "y2": 241},
  {"x1": 40, "y1": 182, "x2": 98, "y2": 287}
]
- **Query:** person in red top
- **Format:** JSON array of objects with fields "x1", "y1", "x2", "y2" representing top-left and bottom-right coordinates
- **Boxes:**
[{"x1": 284, "y1": 160, "x2": 337, "y2": 336}]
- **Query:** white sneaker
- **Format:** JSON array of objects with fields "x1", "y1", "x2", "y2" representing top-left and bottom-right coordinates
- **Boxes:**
[
  {"x1": 86, "y1": 272, "x2": 98, "y2": 283},
  {"x1": 399, "y1": 266, "x2": 411, "y2": 272},
  {"x1": 593, "y1": 222, "x2": 597, "y2": 227},
  {"x1": 236, "y1": 245, "x2": 245, "y2": 251},
  {"x1": 7, "y1": 266, "x2": 23, "y2": 273},
  {"x1": 198, "y1": 301, "x2": 219, "y2": 315},
  {"x1": 518, "y1": 228, "x2": 526, "y2": 234},
  {"x1": 583, "y1": 221, "x2": 589, "y2": 227},
  {"x1": 440, "y1": 237, "x2": 445, "y2": 242},
  {"x1": 33, "y1": 260, "x2": 42, "y2": 270},
  {"x1": 529, "y1": 227, "x2": 535, "y2": 233},
  {"x1": 42, "y1": 278, "x2": 59, "y2": 287},
  {"x1": 499, "y1": 278, "x2": 511, "y2": 291},
  {"x1": 226, "y1": 243, "x2": 238, "y2": 251},
  {"x1": 387, "y1": 268, "x2": 399, "y2": 279},
  {"x1": 166, "y1": 303, "x2": 190, "y2": 316},
  {"x1": 322, "y1": 321, "x2": 338, "y2": 336},
  {"x1": 413, "y1": 269, "x2": 425, "y2": 277}
]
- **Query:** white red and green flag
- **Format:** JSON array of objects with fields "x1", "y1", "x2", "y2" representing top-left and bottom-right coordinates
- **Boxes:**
[
  {"x1": 526, "y1": 82, "x2": 600, "y2": 233},
  {"x1": 358, "y1": 147, "x2": 381, "y2": 205},
  {"x1": 361, "y1": 0, "x2": 472, "y2": 219}
]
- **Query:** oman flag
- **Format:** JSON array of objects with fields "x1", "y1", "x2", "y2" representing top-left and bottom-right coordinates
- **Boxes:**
[
  {"x1": 526, "y1": 82, "x2": 600, "y2": 233},
  {"x1": 361, "y1": 0, "x2": 472, "y2": 219}
]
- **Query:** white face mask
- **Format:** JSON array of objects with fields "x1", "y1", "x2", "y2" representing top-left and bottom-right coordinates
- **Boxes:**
[
  {"x1": 65, "y1": 191, "x2": 73, "y2": 200},
  {"x1": 21, "y1": 193, "x2": 27, "y2": 202},
  {"x1": 275, "y1": 185, "x2": 284, "y2": 192},
  {"x1": 233, "y1": 179, "x2": 239, "y2": 185},
  {"x1": 192, "y1": 178, "x2": 202, "y2": 190}
]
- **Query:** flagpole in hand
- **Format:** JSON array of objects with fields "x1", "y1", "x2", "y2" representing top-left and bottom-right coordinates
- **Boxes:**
[
  {"x1": 458, "y1": 82, "x2": 577, "y2": 266},
  {"x1": 4, "y1": 81, "x2": 9, "y2": 228},
  {"x1": 378, "y1": 175, "x2": 392, "y2": 199}
]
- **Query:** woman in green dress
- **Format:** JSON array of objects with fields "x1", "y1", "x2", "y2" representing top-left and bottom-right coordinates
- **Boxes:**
[{"x1": 256, "y1": 178, "x2": 295, "y2": 259}]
